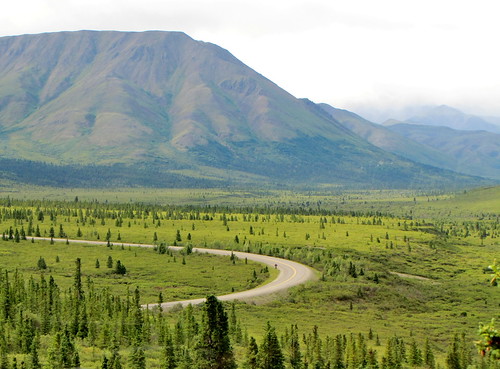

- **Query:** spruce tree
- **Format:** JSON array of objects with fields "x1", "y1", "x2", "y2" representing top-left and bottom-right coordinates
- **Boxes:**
[
  {"x1": 258, "y1": 322, "x2": 285, "y2": 369},
  {"x1": 423, "y1": 339, "x2": 435, "y2": 369},
  {"x1": 243, "y1": 336, "x2": 259, "y2": 369},
  {"x1": 74, "y1": 258, "x2": 83, "y2": 302},
  {"x1": 194, "y1": 295, "x2": 236, "y2": 369},
  {"x1": 47, "y1": 331, "x2": 63, "y2": 369},
  {"x1": 288, "y1": 324, "x2": 302, "y2": 369},
  {"x1": 446, "y1": 338, "x2": 462, "y2": 369},
  {"x1": 37, "y1": 257, "x2": 47, "y2": 270},
  {"x1": 183, "y1": 304, "x2": 199, "y2": 348},
  {"x1": 128, "y1": 344, "x2": 146, "y2": 369},
  {"x1": 71, "y1": 258, "x2": 84, "y2": 337},
  {"x1": 332, "y1": 334, "x2": 345, "y2": 369},
  {"x1": 113, "y1": 260, "x2": 126, "y2": 275},
  {"x1": 132, "y1": 287, "x2": 144, "y2": 344},
  {"x1": 29, "y1": 333, "x2": 41, "y2": 369},
  {"x1": 408, "y1": 340, "x2": 423, "y2": 367},
  {"x1": 59, "y1": 224, "x2": 65, "y2": 238},
  {"x1": 162, "y1": 335, "x2": 176, "y2": 369}
]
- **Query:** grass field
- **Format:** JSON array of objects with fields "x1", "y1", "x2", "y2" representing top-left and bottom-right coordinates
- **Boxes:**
[
  {"x1": 0, "y1": 240, "x2": 274, "y2": 303},
  {"x1": 0, "y1": 185, "x2": 498, "y2": 366}
]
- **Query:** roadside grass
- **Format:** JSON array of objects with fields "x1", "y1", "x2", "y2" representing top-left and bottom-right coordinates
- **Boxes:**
[
  {"x1": 0, "y1": 240, "x2": 272, "y2": 303},
  {"x1": 231, "y1": 237, "x2": 499, "y2": 337}
]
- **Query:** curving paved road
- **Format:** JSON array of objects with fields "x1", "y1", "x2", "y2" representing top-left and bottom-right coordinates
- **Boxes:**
[{"x1": 30, "y1": 237, "x2": 317, "y2": 309}]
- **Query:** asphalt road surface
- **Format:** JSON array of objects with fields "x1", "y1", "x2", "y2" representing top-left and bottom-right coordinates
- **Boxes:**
[{"x1": 31, "y1": 237, "x2": 317, "y2": 309}]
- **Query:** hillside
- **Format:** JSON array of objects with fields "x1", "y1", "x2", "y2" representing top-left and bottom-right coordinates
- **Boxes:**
[
  {"x1": 0, "y1": 31, "x2": 489, "y2": 188},
  {"x1": 320, "y1": 104, "x2": 500, "y2": 180},
  {"x1": 318, "y1": 104, "x2": 457, "y2": 171},
  {"x1": 387, "y1": 123, "x2": 500, "y2": 180}
]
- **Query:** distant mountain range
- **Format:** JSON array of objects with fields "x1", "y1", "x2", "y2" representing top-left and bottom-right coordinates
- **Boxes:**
[
  {"x1": 320, "y1": 104, "x2": 500, "y2": 180},
  {"x1": 0, "y1": 31, "x2": 494, "y2": 188},
  {"x1": 349, "y1": 104, "x2": 500, "y2": 134},
  {"x1": 395, "y1": 105, "x2": 500, "y2": 134},
  {"x1": 386, "y1": 124, "x2": 500, "y2": 179}
]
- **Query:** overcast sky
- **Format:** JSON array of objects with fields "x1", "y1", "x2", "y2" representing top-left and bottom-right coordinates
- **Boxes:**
[{"x1": 2, "y1": 0, "x2": 500, "y2": 121}]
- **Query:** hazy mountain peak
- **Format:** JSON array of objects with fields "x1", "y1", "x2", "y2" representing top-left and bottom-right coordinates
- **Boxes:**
[{"x1": 405, "y1": 104, "x2": 500, "y2": 133}]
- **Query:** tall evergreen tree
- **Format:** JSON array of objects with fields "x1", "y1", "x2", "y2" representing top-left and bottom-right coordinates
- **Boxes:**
[
  {"x1": 408, "y1": 340, "x2": 423, "y2": 367},
  {"x1": 287, "y1": 325, "x2": 302, "y2": 369},
  {"x1": 446, "y1": 338, "x2": 462, "y2": 369},
  {"x1": 74, "y1": 258, "x2": 84, "y2": 302},
  {"x1": 243, "y1": 336, "x2": 259, "y2": 369},
  {"x1": 423, "y1": 339, "x2": 436, "y2": 369},
  {"x1": 128, "y1": 344, "x2": 146, "y2": 369},
  {"x1": 194, "y1": 295, "x2": 236, "y2": 369},
  {"x1": 29, "y1": 333, "x2": 41, "y2": 369},
  {"x1": 366, "y1": 349, "x2": 379, "y2": 369},
  {"x1": 258, "y1": 322, "x2": 285, "y2": 369},
  {"x1": 331, "y1": 334, "x2": 345, "y2": 369},
  {"x1": 131, "y1": 287, "x2": 144, "y2": 344},
  {"x1": 446, "y1": 334, "x2": 472, "y2": 369},
  {"x1": 161, "y1": 335, "x2": 176, "y2": 369},
  {"x1": 182, "y1": 304, "x2": 199, "y2": 348},
  {"x1": 47, "y1": 331, "x2": 63, "y2": 369}
]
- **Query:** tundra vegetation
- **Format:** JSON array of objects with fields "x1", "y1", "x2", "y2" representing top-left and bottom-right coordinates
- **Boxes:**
[{"x1": 0, "y1": 186, "x2": 498, "y2": 368}]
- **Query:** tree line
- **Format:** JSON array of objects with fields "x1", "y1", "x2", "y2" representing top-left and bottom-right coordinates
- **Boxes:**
[{"x1": 0, "y1": 261, "x2": 498, "y2": 369}]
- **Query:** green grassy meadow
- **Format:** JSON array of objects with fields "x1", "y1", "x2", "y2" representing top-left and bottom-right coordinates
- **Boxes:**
[
  {"x1": 0, "y1": 240, "x2": 273, "y2": 304},
  {"x1": 0, "y1": 185, "x2": 498, "y2": 366}
]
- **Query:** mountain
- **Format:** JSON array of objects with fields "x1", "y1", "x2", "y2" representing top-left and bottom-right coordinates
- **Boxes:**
[
  {"x1": 318, "y1": 104, "x2": 457, "y2": 171},
  {"x1": 386, "y1": 124, "x2": 500, "y2": 179},
  {"x1": 483, "y1": 116, "x2": 500, "y2": 127},
  {"x1": 318, "y1": 104, "x2": 500, "y2": 180},
  {"x1": 395, "y1": 105, "x2": 500, "y2": 134},
  {"x1": 0, "y1": 31, "x2": 489, "y2": 188}
]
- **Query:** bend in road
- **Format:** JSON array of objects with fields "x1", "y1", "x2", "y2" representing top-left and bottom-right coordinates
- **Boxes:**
[{"x1": 30, "y1": 237, "x2": 317, "y2": 310}]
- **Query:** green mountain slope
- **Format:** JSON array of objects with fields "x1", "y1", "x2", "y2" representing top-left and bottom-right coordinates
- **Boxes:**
[
  {"x1": 320, "y1": 104, "x2": 500, "y2": 181},
  {"x1": 387, "y1": 123, "x2": 500, "y2": 179},
  {"x1": 0, "y1": 31, "x2": 490, "y2": 188},
  {"x1": 318, "y1": 104, "x2": 457, "y2": 171}
]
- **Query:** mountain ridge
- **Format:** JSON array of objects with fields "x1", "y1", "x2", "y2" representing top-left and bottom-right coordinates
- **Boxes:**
[
  {"x1": 0, "y1": 30, "x2": 492, "y2": 188},
  {"x1": 319, "y1": 103, "x2": 500, "y2": 180},
  {"x1": 378, "y1": 104, "x2": 500, "y2": 134},
  {"x1": 318, "y1": 104, "x2": 458, "y2": 171},
  {"x1": 386, "y1": 123, "x2": 500, "y2": 179}
]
